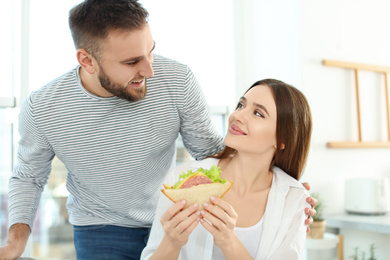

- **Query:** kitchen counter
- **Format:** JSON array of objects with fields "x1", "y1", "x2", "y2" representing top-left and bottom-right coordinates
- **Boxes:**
[{"x1": 325, "y1": 213, "x2": 390, "y2": 234}]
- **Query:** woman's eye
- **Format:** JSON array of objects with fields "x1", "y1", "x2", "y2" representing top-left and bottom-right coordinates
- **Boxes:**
[
  {"x1": 236, "y1": 103, "x2": 244, "y2": 109},
  {"x1": 255, "y1": 111, "x2": 264, "y2": 118}
]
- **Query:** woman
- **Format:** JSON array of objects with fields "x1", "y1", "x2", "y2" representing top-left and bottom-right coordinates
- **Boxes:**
[{"x1": 141, "y1": 79, "x2": 313, "y2": 260}]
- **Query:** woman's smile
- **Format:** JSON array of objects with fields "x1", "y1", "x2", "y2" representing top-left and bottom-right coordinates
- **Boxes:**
[{"x1": 228, "y1": 124, "x2": 247, "y2": 135}]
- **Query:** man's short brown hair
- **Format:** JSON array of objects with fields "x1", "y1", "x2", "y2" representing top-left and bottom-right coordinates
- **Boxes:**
[{"x1": 69, "y1": 0, "x2": 149, "y2": 60}]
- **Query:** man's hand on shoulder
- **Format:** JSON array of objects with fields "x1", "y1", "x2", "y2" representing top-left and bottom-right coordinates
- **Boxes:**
[{"x1": 302, "y1": 182, "x2": 318, "y2": 233}]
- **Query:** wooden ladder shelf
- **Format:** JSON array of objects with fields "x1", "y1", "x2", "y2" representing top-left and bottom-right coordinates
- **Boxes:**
[{"x1": 322, "y1": 59, "x2": 390, "y2": 148}]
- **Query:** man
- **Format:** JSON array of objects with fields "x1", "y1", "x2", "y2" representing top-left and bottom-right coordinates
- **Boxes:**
[{"x1": 0, "y1": 0, "x2": 316, "y2": 259}]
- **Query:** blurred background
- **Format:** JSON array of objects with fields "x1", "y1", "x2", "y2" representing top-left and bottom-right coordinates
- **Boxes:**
[{"x1": 1, "y1": 0, "x2": 390, "y2": 259}]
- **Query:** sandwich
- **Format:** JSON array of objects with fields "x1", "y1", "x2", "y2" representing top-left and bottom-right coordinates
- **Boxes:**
[{"x1": 162, "y1": 165, "x2": 233, "y2": 209}]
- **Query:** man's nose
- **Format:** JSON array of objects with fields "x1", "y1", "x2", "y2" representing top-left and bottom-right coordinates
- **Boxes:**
[{"x1": 139, "y1": 56, "x2": 154, "y2": 78}]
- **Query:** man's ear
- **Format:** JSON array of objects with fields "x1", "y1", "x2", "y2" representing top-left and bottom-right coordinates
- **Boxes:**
[{"x1": 77, "y1": 49, "x2": 96, "y2": 74}]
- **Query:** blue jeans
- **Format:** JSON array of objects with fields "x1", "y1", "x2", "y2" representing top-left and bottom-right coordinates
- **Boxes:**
[{"x1": 73, "y1": 225, "x2": 151, "y2": 260}]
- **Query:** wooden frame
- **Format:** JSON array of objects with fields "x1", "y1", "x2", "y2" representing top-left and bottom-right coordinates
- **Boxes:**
[{"x1": 322, "y1": 59, "x2": 390, "y2": 148}]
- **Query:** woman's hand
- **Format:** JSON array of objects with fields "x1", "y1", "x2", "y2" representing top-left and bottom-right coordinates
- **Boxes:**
[
  {"x1": 160, "y1": 200, "x2": 200, "y2": 249},
  {"x1": 199, "y1": 196, "x2": 238, "y2": 249},
  {"x1": 149, "y1": 200, "x2": 200, "y2": 260},
  {"x1": 302, "y1": 182, "x2": 318, "y2": 233}
]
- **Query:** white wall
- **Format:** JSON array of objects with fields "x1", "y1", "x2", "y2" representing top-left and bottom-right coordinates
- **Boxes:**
[
  {"x1": 29, "y1": 0, "x2": 82, "y2": 93},
  {"x1": 299, "y1": 0, "x2": 390, "y2": 214},
  {"x1": 233, "y1": 0, "x2": 302, "y2": 105},
  {"x1": 299, "y1": 2, "x2": 390, "y2": 257}
]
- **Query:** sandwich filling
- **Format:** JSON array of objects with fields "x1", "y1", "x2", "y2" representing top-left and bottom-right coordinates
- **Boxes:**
[
  {"x1": 171, "y1": 165, "x2": 227, "y2": 189},
  {"x1": 179, "y1": 173, "x2": 213, "y2": 189}
]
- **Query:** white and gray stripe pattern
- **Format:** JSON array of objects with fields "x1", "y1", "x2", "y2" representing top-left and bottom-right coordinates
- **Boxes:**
[{"x1": 8, "y1": 54, "x2": 224, "y2": 229}]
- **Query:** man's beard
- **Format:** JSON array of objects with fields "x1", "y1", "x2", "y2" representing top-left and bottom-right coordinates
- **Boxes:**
[{"x1": 98, "y1": 67, "x2": 147, "y2": 102}]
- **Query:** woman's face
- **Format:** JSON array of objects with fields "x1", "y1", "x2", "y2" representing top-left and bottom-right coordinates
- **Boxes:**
[{"x1": 225, "y1": 84, "x2": 278, "y2": 156}]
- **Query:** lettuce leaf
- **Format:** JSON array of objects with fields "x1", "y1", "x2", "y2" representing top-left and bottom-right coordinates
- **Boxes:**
[{"x1": 172, "y1": 165, "x2": 226, "y2": 189}]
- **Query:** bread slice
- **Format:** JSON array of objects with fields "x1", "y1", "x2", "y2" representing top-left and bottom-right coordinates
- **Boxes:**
[{"x1": 161, "y1": 180, "x2": 233, "y2": 209}]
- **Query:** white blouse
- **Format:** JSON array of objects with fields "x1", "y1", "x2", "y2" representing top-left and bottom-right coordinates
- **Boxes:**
[
  {"x1": 211, "y1": 216, "x2": 264, "y2": 259},
  {"x1": 141, "y1": 158, "x2": 310, "y2": 260},
  {"x1": 211, "y1": 174, "x2": 276, "y2": 258}
]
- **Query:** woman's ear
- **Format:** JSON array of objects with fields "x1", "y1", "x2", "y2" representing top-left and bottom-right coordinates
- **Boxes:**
[
  {"x1": 77, "y1": 49, "x2": 96, "y2": 74},
  {"x1": 274, "y1": 143, "x2": 285, "y2": 150}
]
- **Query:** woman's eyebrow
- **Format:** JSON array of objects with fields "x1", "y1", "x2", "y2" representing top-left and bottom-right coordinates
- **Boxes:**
[
  {"x1": 253, "y1": 103, "x2": 270, "y2": 116},
  {"x1": 240, "y1": 96, "x2": 270, "y2": 116}
]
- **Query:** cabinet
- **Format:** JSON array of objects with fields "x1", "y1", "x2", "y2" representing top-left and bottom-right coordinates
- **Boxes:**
[
  {"x1": 304, "y1": 233, "x2": 342, "y2": 260},
  {"x1": 326, "y1": 214, "x2": 390, "y2": 259}
]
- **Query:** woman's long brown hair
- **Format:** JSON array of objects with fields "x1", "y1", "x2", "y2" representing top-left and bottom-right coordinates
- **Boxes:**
[{"x1": 208, "y1": 79, "x2": 312, "y2": 180}]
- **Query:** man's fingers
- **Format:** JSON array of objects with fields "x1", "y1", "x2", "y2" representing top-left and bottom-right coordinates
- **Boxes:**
[
  {"x1": 307, "y1": 196, "x2": 318, "y2": 208},
  {"x1": 305, "y1": 206, "x2": 317, "y2": 217},
  {"x1": 305, "y1": 216, "x2": 313, "y2": 226},
  {"x1": 302, "y1": 182, "x2": 311, "y2": 191}
]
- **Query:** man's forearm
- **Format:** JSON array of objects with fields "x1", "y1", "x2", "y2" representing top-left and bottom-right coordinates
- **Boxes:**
[
  {"x1": 0, "y1": 223, "x2": 31, "y2": 260},
  {"x1": 8, "y1": 223, "x2": 31, "y2": 247}
]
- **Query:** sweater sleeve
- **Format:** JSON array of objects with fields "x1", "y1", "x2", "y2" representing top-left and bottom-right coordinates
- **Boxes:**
[
  {"x1": 8, "y1": 95, "x2": 55, "y2": 229},
  {"x1": 178, "y1": 66, "x2": 224, "y2": 160}
]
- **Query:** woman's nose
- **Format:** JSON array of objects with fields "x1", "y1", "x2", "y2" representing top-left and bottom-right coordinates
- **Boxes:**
[{"x1": 231, "y1": 108, "x2": 247, "y2": 123}]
